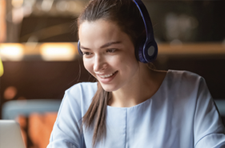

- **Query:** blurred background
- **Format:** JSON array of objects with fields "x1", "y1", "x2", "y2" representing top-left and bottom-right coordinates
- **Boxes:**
[{"x1": 0, "y1": 0, "x2": 225, "y2": 148}]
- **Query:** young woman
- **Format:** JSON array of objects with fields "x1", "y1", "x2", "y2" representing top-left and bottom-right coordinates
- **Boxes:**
[{"x1": 47, "y1": 0, "x2": 225, "y2": 147}]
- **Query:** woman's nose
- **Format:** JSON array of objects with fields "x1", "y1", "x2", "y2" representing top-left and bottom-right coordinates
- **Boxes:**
[{"x1": 93, "y1": 55, "x2": 107, "y2": 72}]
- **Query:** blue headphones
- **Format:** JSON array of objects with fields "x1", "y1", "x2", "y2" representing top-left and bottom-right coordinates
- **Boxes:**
[{"x1": 77, "y1": 0, "x2": 158, "y2": 63}]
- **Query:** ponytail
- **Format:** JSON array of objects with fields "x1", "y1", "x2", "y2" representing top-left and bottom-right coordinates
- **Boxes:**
[{"x1": 82, "y1": 82, "x2": 111, "y2": 147}]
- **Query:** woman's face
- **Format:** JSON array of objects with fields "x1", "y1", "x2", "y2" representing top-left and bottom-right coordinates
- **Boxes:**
[{"x1": 78, "y1": 19, "x2": 140, "y2": 92}]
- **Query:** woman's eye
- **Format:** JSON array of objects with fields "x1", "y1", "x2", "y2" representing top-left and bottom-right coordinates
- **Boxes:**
[
  {"x1": 106, "y1": 49, "x2": 117, "y2": 53},
  {"x1": 83, "y1": 52, "x2": 92, "y2": 55}
]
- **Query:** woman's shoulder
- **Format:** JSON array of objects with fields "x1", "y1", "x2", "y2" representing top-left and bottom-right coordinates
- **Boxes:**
[
  {"x1": 167, "y1": 69, "x2": 204, "y2": 83},
  {"x1": 168, "y1": 69, "x2": 201, "y2": 78},
  {"x1": 164, "y1": 69, "x2": 207, "y2": 92},
  {"x1": 62, "y1": 82, "x2": 98, "y2": 108},
  {"x1": 66, "y1": 82, "x2": 98, "y2": 93}
]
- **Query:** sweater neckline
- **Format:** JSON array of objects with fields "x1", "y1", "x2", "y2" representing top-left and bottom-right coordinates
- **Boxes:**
[{"x1": 107, "y1": 69, "x2": 171, "y2": 110}]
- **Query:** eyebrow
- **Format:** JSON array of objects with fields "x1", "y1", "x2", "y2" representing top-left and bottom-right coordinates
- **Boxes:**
[{"x1": 80, "y1": 41, "x2": 121, "y2": 50}]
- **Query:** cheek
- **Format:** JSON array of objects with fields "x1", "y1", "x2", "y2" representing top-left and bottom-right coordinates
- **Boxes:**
[
  {"x1": 121, "y1": 56, "x2": 139, "y2": 74},
  {"x1": 119, "y1": 53, "x2": 138, "y2": 67},
  {"x1": 83, "y1": 59, "x2": 94, "y2": 75}
]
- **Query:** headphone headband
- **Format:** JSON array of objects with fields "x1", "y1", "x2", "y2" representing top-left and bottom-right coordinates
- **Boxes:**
[{"x1": 133, "y1": 0, "x2": 154, "y2": 46}]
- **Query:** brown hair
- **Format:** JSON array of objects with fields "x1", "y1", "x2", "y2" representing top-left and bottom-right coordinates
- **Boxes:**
[{"x1": 77, "y1": 0, "x2": 146, "y2": 147}]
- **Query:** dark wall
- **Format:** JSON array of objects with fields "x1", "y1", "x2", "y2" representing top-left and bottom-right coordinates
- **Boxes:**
[{"x1": 145, "y1": 0, "x2": 225, "y2": 43}]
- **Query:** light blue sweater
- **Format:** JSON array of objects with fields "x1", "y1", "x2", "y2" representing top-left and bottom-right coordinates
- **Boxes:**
[{"x1": 47, "y1": 70, "x2": 225, "y2": 148}]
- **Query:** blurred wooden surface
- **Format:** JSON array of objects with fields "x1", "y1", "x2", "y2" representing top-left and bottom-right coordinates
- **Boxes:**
[{"x1": 158, "y1": 43, "x2": 225, "y2": 55}]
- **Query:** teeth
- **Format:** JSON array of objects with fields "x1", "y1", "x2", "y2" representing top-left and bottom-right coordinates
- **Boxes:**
[{"x1": 99, "y1": 73, "x2": 114, "y2": 78}]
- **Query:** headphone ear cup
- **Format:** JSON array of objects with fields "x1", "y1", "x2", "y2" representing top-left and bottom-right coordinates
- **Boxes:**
[
  {"x1": 136, "y1": 43, "x2": 146, "y2": 63},
  {"x1": 77, "y1": 41, "x2": 83, "y2": 55},
  {"x1": 135, "y1": 36, "x2": 149, "y2": 63},
  {"x1": 143, "y1": 41, "x2": 158, "y2": 63}
]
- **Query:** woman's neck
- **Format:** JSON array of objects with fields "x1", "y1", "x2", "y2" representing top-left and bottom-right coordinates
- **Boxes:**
[{"x1": 108, "y1": 64, "x2": 167, "y2": 108}]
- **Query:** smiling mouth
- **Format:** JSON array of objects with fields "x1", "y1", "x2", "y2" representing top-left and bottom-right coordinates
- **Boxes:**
[{"x1": 98, "y1": 71, "x2": 118, "y2": 79}]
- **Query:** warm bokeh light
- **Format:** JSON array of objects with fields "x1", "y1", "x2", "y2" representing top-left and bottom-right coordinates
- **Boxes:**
[
  {"x1": 40, "y1": 43, "x2": 77, "y2": 61},
  {"x1": 4, "y1": 86, "x2": 18, "y2": 100},
  {"x1": 11, "y1": 0, "x2": 24, "y2": 8},
  {"x1": 0, "y1": 43, "x2": 24, "y2": 61},
  {"x1": 28, "y1": 113, "x2": 57, "y2": 148}
]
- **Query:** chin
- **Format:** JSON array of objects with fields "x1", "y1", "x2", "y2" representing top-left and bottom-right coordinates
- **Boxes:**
[{"x1": 100, "y1": 83, "x2": 118, "y2": 92}]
